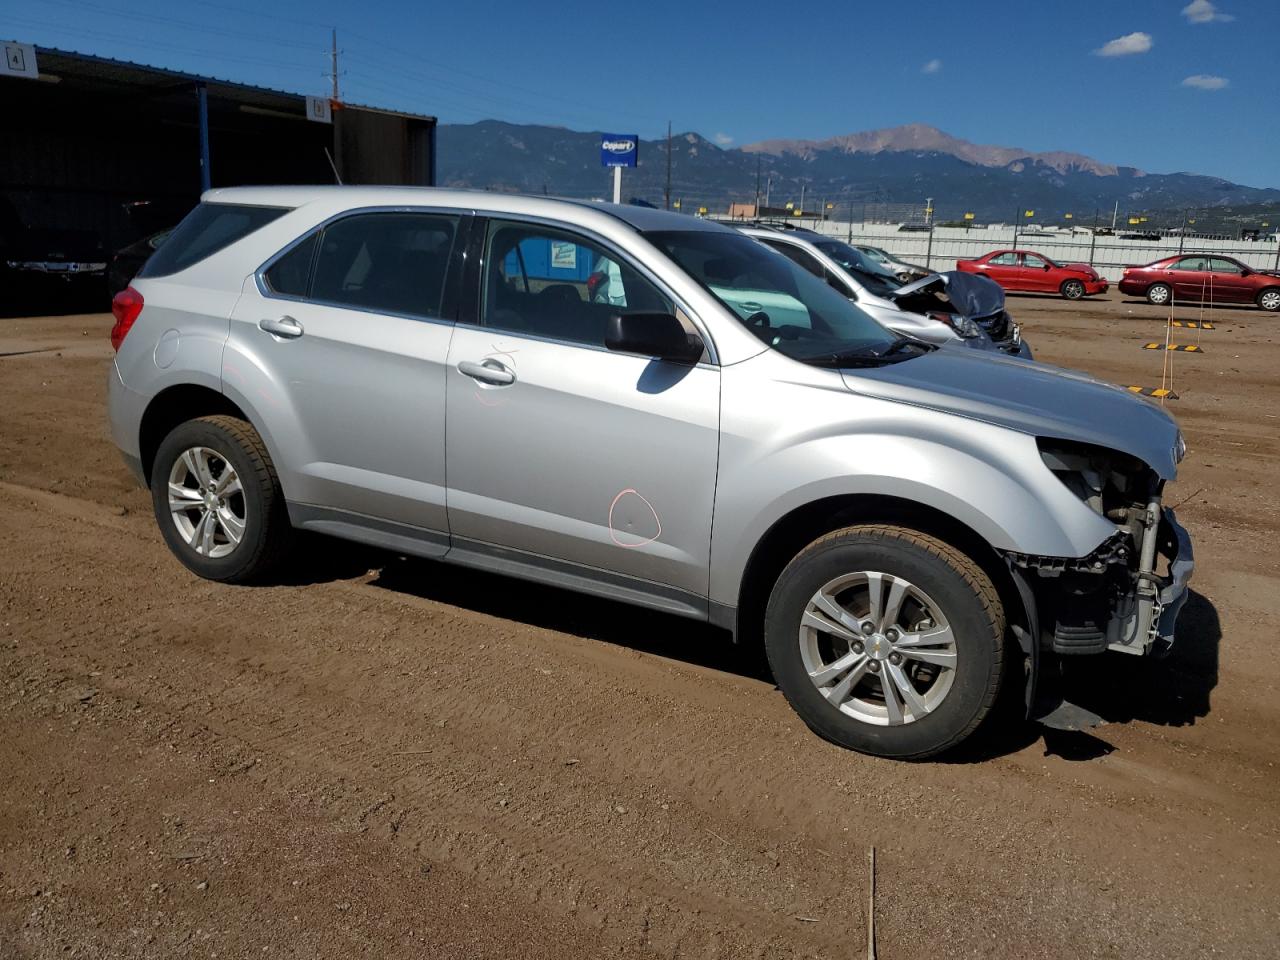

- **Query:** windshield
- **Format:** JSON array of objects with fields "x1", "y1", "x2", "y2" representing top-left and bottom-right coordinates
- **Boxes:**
[
  {"x1": 813, "y1": 239, "x2": 903, "y2": 293},
  {"x1": 645, "y1": 229, "x2": 910, "y2": 365}
]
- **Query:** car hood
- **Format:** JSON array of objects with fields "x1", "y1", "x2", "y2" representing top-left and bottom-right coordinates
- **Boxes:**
[
  {"x1": 841, "y1": 347, "x2": 1181, "y2": 479},
  {"x1": 889, "y1": 271, "x2": 1004, "y2": 317},
  {"x1": 1064, "y1": 262, "x2": 1099, "y2": 278}
]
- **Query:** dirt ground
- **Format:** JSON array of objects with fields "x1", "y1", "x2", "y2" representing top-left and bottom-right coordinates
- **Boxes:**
[{"x1": 1, "y1": 292, "x2": 1278, "y2": 959}]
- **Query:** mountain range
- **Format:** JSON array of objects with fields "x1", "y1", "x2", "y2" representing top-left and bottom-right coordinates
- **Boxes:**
[{"x1": 436, "y1": 121, "x2": 1280, "y2": 223}]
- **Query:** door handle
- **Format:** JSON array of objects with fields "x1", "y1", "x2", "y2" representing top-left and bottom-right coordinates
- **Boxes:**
[
  {"x1": 458, "y1": 358, "x2": 516, "y2": 386},
  {"x1": 259, "y1": 316, "x2": 304, "y2": 339}
]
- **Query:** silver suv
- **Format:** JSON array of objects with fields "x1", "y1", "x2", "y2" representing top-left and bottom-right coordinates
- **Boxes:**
[
  {"x1": 108, "y1": 187, "x2": 1194, "y2": 759},
  {"x1": 740, "y1": 225, "x2": 1029, "y2": 357}
]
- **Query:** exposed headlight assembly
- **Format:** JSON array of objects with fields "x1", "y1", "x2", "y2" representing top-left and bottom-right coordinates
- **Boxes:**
[
  {"x1": 1037, "y1": 438, "x2": 1156, "y2": 519},
  {"x1": 926, "y1": 311, "x2": 981, "y2": 339}
]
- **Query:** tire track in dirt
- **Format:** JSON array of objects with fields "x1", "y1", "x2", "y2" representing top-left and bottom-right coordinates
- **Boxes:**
[{"x1": 3, "y1": 482, "x2": 1279, "y2": 958}]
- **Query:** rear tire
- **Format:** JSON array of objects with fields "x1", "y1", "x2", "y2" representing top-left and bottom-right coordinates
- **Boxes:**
[
  {"x1": 150, "y1": 415, "x2": 293, "y2": 584},
  {"x1": 763, "y1": 525, "x2": 1005, "y2": 759},
  {"x1": 1258, "y1": 288, "x2": 1280, "y2": 312},
  {"x1": 1060, "y1": 279, "x2": 1085, "y2": 300},
  {"x1": 1147, "y1": 283, "x2": 1171, "y2": 306}
]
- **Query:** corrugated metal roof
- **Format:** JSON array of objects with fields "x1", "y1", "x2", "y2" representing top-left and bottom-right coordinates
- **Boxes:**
[{"x1": 30, "y1": 46, "x2": 436, "y2": 122}]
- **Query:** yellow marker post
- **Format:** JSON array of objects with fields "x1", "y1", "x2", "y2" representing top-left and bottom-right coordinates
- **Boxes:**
[
  {"x1": 1024, "y1": 210, "x2": 1034, "y2": 218},
  {"x1": 963, "y1": 212, "x2": 975, "y2": 220}
]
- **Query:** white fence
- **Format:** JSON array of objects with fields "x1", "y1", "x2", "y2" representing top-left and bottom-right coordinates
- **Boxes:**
[{"x1": 798, "y1": 221, "x2": 1280, "y2": 282}]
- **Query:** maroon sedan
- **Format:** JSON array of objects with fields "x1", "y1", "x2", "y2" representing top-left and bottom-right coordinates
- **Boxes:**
[
  {"x1": 1118, "y1": 254, "x2": 1280, "y2": 311},
  {"x1": 955, "y1": 250, "x2": 1108, "y2": 300}
]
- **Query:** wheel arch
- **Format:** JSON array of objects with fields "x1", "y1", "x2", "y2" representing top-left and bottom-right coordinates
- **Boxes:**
[
  {"x1": 729, "y1": 493, "x2": 1038, "y2": 707},
  {"x1": 1257, "y1": 285, "x2": 1280, "y2": 309},
  {"x1": 138, "y1": 384, "x2": 267, "y2": 487}
]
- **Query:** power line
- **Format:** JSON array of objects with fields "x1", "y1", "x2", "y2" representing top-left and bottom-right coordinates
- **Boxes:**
[
  {"x1": 36, "y1": 0, "x2": 326, "y2": 52},
  {"x1": 8, "y1": 15, "x2": 321, "y2": 74}
]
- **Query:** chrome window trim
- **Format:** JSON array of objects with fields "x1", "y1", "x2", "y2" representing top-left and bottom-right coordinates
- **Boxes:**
[
  {"x1": 252, "y1": 205, "x2": 475, "y2": 327},
  {"x1": 467, "y1": 211, "x2": 720, "y2": 366}
]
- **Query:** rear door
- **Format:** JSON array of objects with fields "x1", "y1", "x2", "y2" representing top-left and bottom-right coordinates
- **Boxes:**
[
  {"x1": 443, "y1": 217, "x2": 720, "y2": 605},
  {"x1": 227, "y1": 209, "x2": 463, "y2": 543},
  {"x1": 1169, "y1": 256, "x2": 1208, "y2": 300}
]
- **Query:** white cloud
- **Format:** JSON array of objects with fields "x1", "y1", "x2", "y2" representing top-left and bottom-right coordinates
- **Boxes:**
[
  {"x1": 1095, "y1": 31, "x2": 1153, "y2": 56},
  {"x1": 1182, "y1": 0, "x2": 1234, "y2": 23},
  {"x1": 921, "y1": 58, "x2": 942, "y2": 75},
  {"x1": 713, "y1": 132, "x2": 734, "y2": 146},
  {"x1": 1182, "y1": 74, "x2": 1229, "y2": 90}
]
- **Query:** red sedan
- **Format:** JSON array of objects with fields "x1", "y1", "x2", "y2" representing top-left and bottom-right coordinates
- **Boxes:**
[
  {"x1": 955, "y1": 249, "x2": 1108, "y2": 300},
  {"x1": 1118, "y1": 254, "x2": 1280, "y2": 312}
]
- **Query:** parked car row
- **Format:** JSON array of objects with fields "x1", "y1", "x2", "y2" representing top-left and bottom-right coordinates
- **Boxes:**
[
  {"x1": 108, "y1": 186, "x2": 1193, "y2": 759},
  {"x1": 728, "y1": 224, "x2": 1030, "y2": 357}
]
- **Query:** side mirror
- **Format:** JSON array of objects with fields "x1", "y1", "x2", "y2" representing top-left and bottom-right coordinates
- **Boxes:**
[
  {"x1": 605, "y1": 312, "x2": 704, "y2": 364},
  {"x1": 1043, "y1": 264, "x2": 1052, "y2": 271},
  {"x1": 1241, "y1": 267, "x2": 1252, "y2": 277}
]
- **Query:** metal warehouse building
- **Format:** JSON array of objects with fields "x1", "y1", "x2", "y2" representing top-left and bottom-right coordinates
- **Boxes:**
[{"x1": 1, "y1": 45, "x2": 437, "y2": 255}]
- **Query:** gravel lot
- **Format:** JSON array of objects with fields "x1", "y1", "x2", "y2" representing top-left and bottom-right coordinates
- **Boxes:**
[{"x1": 2, "y1": 292, "x2": 1278, "y2": 959}]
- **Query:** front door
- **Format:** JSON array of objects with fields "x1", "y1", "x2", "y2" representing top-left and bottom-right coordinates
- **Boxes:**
[
  {"x1": 1208, "y1": 258, "x2": 1252, "y2": 303},
  {"x1": 444, "y1": 218, "x2": 721, "y2": 603},
  {"x1": 227, "y1": 210, "x2": 461, "y2": 541},
  {"x1": 1020, "y1": 253, "x2": 1051, "y2": 292},
  {"x1": 984, "y1": 252, "x2": 1021, "y2": 289}
]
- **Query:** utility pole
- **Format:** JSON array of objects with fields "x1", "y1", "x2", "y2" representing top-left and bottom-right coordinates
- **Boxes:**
[
  {"x1": 1088, "y1": 209, "x2": 1098, "y2": 266},
  {"x1": 664, "y1": 120, "x2": 672, "y2": 211},
  {"x1": 329, "y1": 28, "x2": 340, "y2": 100},
  {"x1": 1111, "y1": 200, "x2": 1119, "y2": 231},
  {"x1": 799, "y1": 181, "x2": 806, "y2": 213},
  {"x1": 1011, "y1": 205, "x2": 1019, "y2": 251},
  {"x1": 754, "y1": 155, "x2": 761, "y2": 215},
  {"x1": 765, "y1": 175, "x2": 772, "y2": 208},
  {"x1": 1178, "y1": 208, "x2": 1188, "y2": 255}
]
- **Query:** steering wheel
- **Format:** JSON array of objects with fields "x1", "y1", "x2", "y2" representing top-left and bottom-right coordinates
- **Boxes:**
[{"x1": 744, "y1": 310, "x2": 771, "y2": 328}]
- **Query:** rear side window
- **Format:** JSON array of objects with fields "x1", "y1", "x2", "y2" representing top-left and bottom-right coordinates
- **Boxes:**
[
  {"x1": 138, "y1": 203, "x2": 287, "y2": 278},
  {"x1": 263, "y1": 233, "x2": 319, "y2": 297},
  {"x1": 308, "y1": 212, "x2": 459, "y2": 319}
]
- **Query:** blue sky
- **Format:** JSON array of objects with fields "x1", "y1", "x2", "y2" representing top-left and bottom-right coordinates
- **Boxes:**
[{"x1": 8, "y1": 0, "x2": 1279, "y2": 187}]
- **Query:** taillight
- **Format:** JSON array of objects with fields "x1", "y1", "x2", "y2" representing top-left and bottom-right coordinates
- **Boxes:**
[{"x1": 110, "y1": 286, "x2": 143, "y2": 352}]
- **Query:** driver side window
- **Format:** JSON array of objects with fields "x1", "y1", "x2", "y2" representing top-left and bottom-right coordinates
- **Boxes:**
[
  {"x1": 989, "y1": 252, "x2": 1019, "y2": 266},
  {"x1": 481, "y1": 221, "x2": 672, "y2": 347}
]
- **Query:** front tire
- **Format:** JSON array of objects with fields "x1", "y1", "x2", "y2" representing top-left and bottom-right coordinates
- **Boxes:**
[
  {"x1": 1060, "y1": 279, "x2": 1085, "y2": 300},
  {"x1": 1258, "y1": 288, "x2": 1280, "y2": 312},
  {"x1": 150, "y1": 415, "x2": 292, "y2": 583},
  {"x1": 1147, "y1": 283, "x2": 1171, "y2": 306},
  {"x1": 764, "y1": 525, "x2": 1005, "y2": 759}
]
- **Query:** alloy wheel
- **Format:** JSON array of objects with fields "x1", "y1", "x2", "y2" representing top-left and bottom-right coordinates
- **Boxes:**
[
  {"x1": 798, "y1": 571, "x2": 958, "y2": 726},
  {"x1": 167, "y1": 446, "x2": 246, "y2": 559},
  {"x1": 1260, "y1": 290, "x2": 1280, "y2": 312}
]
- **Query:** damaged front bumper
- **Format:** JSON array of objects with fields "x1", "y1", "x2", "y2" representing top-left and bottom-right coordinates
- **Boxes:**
[
  {"x1": 1007, "y1": 506, "x2": 1194, "y2": 659},
  {"x1": 1143, "y1": 508, "x2": 1194, "y2": 656}
]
